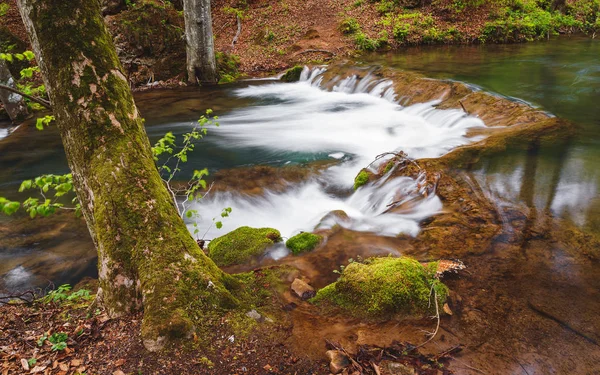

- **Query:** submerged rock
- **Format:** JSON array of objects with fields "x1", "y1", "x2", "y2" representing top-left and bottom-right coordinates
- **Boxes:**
[
  {"x1": 325, "y1": 350, "x2": 349, "y2": 374},
  {"x1": 281, "y1": 65, "x2": 304, "y2": 82},
  {"x1": 291, "y1": 278, "x2": 316, "y2": 300},
  {"x1": 312, "y1": 257, "x2": 448, "y2": 318},
  {"x1": 208, "y1": 226, "x2": 281, "y2": 267},
  {"x1": 286, "y1": 232, "x2": 323, "y2": 255}
]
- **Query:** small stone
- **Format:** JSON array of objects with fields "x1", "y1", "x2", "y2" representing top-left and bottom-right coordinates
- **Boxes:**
[
  {"x1": 20, "y1": 358, "x2": 29, "y2": 371},
  {"x1": 443, "y1": 303, "x2": 453, "y2": 316},
  {"x1": 325, "y1": 350, "x2": 349, "y2": 374},
  {"x1": 245, "y1": 309, "x2": 263, "y2": 322},
  {"x1": 386, "y1": 362, "x2": 416, "y2": 375},
  {"x1": 291, "y1": 278, "x2": 316, "y2": 300}
]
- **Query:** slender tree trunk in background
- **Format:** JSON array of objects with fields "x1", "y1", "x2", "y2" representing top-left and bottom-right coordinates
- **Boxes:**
[
  {"x1": 183, "y1": 0, "x2": 218, "y2": 85},
  {"x1": 17, "y1": 0, "x2": 237, "y2": 351},
  {"x1": 0, "y1": 59, "x2": 28, "y2": 122}
]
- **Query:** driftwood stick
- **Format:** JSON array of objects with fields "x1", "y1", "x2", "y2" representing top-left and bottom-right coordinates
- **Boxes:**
[{"x1": 0, "y1": 83, "x2": 51, "y2": 108}]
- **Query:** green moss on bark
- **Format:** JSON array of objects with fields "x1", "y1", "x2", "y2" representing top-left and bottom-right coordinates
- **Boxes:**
[
  {"x1": 208, "y1": 226, "x2": 282, "y2": 267},
  {"x1": 311, "y1": 257, "x2": 448, "y2": 319},
  {"x1": 286, "y1": 232, "x2": 322, "y2": 255}
]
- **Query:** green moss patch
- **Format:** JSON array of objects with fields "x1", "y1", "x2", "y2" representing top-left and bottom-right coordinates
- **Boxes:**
[
  {"x1": 208, "y1": 226, "x2": 281, "y2": 267},
  {"x1": 312, "y1": 257, "x2": 448, "y2": 319},
  {"x1": 281, "y1": 65, "x2": 303, "y2": 82},
  {"x1": 353, "y1": 169, "x2": 371, "y2": 190},
  {"x1": 286, "y1": 232, "x2": 323, "y2": 255}
]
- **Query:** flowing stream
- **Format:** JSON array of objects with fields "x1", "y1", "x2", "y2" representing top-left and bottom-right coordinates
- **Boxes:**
[
  {"x1": 1, "y1": 35, "x2": 600, "y2": 374},
  {"x1": 186, "y1": 67, "x2": 484, "y2": 243}
]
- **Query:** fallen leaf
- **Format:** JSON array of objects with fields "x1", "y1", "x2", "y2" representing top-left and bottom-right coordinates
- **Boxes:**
[
  {"x1": 30, "y1": 365, "x2": 47, "y2": 373},
  {"x1": 59, "y1": 363, "x2": 69, "y2": 372},
  {"x1": 113, "y1": 370, "x2": 126, "y2": 375},
  {"x1": 21, "y1": 358, "x2": 30, "y2": 371},
  {"x1": 70, "y1": 359, "x2": 82, "y2": 367},
  {"x1": 115, "y1": 358, "x2": 125, "y2": 367}
]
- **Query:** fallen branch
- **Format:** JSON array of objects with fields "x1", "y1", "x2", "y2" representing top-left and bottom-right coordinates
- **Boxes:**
[
  {"x1": 0, "y1": 83, "x2": 52, "y2": 108},
  {"x1": 528, "y1": 301, "x2": 599, "y2": 347},
  {"x1": 0, "y1": 289, "x2": 37, "y2": 304},
  {"x1": 232, "y1": 15, "x2": 242, "y2": 48},
  {"x1": 295, "y1": 49, "x2": 335, "y2": 56}
]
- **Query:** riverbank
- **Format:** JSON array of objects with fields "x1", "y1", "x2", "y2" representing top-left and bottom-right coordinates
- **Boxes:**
[{"x1": 1, "y1": 0, "x2": 598, "y2": 89}]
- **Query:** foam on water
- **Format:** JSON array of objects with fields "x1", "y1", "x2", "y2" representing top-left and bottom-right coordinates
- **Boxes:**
[{"x1": 188, "y1": 67, "x2": 486, "y2": 241}]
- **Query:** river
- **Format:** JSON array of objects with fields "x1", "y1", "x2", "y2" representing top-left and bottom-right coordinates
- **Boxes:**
[{"x1": 1, "y1": 36, "x2": 599, "y2": 374}]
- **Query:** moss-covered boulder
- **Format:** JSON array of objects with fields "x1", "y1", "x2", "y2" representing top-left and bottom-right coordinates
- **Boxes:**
[
  {"x1": 208, "y1": 226, "x2": 281, "y2": 267},
  {"x1": 281, "y1": 65, "x2": 304, "y2": 82},
  {"x1": 312, "y1": 257, "x2": 448, "y2": 318},
  {"x1": 286, "y1": 232, "x2": 323, "y2": 255}
]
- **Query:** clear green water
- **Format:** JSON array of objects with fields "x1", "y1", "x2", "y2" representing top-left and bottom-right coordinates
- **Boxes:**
[{"x1": 363, "y1": 36, "x2": 600, "y2": 235}]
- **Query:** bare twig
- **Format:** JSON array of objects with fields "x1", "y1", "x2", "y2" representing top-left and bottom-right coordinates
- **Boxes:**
[
  {"x1": 459, "y1": 100, "x2": 469, "y2": 114},
  {"x1": 0, "y1": 83, "x2": 52, "y2": 108}
]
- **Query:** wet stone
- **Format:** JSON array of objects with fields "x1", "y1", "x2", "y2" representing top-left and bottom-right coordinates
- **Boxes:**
[
  {"x1": 325, "y1": 350, "x2": 349, "y2": 374},
  {"x1": 291, "y1": 278, "x2": 316, "y2": 300}
]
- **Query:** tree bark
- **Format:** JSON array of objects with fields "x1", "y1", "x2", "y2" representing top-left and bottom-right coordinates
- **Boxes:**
[
  {"x1": 0, "y1": 59, "x2": 29, "y2": 121},
  {"x1": 17, "y1": 0, "x2": 237, "y2": 351},
  {"x1": 183, "y1": 0, "x2": 218, "y2": 85}
]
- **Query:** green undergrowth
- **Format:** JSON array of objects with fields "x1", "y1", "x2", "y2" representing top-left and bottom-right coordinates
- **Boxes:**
[
  {"x1": 311, "y1": 257, "x2": 448, "y2": 319},
  {"x1": 208, "y1": 226, "x2": 282, "y2": 267},
  {"x1": 286, "y1": 232, "x2": 323, "y2": 254},
  {"x1": 216, "y1": 51, "x2": 241, "y2": 84},
  {"x1": 342, "y1": 0, "x2": 599, "y2": 49}
]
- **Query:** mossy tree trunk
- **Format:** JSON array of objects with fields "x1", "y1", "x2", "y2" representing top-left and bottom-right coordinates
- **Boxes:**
[
  {"x1": 183, "y1": 0, "x2": 218, "y2": 85},
  {"x1": 17, "y1": 0, "x2": 237, "y2": 351},
  {"x1": 0, "y1": 59, "x2": 28, "y2": 122}
]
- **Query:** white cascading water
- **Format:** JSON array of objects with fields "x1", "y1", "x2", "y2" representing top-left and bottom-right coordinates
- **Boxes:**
[{"x1": 188, "y1": 67, "x2": 486, "y2": 248}]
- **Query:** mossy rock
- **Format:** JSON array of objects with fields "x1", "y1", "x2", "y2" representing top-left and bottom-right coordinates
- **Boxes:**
[
  {"x1": 353, "y1": 169, "x2": 372, "y2": 190},
  {"x1": 286, "y1": 232, "x2": 323, "y2": 255},
  {"x1": 281, "y1": 65, "x2": 303, "y2": 82},
  {"x1": 208, "y1": 226, "x2": 281, "y2": 267},
  {"x1": 312, "y1": 257, "x2": 448, "y2": 319}
]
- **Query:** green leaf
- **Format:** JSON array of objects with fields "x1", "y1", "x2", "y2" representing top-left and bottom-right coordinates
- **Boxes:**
[
  {"x1": 215, "y1": 221, "x2": 223, "y2": 229},
  {"x1": 23, "y1": 51, "x2": 35, "y2": 60},
  {"x1": 3, "y1": 201, "x2": 20, "y2": 215}
]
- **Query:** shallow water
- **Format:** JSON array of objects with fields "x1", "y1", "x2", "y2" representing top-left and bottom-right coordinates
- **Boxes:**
[{"x1": 363, "y1": 36, "x2": 600, "y2": 236}]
